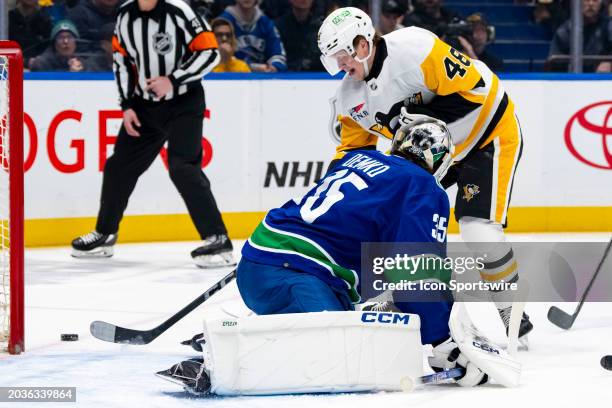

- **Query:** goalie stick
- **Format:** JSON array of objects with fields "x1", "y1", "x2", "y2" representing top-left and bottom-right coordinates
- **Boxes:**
[
  {"x1": 90, "y1": 269, "x2": 236, "y2": 345},
  {"x1": 400, "y1": 368, "x2": 465, "y2": 392},
  {"x1": 547, "y1": 238, "x2": 612, "y2": 330}
]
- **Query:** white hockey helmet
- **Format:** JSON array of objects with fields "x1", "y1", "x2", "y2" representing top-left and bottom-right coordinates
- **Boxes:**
[
  {"x1": 317, "y1": 7, "x2": 375, "y2": 75},
  {"x1": 390, "y1": 118, "x2": 455, "y2": 181}
]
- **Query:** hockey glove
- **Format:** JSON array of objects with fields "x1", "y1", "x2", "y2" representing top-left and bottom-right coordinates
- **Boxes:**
[{"x1": 429, "y1": 337, "x2": 488, "y2": 387}]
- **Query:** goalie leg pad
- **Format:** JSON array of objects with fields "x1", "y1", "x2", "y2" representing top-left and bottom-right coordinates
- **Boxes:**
[{"x1": 202, "y1": 311, "x2": 423, "y2": 396}]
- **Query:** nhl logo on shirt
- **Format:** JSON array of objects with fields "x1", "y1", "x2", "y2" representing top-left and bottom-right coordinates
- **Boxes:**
[
  {"x1": 462, "y1": 184, "x2": 480, "y2": 202},
  {"x1": 153, "y1": 32, "x2": 173, "y2": 55}
]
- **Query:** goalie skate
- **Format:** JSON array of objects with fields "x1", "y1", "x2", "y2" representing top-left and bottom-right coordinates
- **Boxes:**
[{"x1": 156, "y1": 357, "x2": 211, "y2": 395}]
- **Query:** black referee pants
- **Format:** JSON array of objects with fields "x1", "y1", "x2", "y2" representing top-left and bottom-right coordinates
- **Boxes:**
[{"x1": 96, "y1": 86, "x2": 227, "y2": 239}]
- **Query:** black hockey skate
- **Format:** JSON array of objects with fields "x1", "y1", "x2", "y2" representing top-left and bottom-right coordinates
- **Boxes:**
[
  {"x1": 71, "y1": 231, "x2": 117, "y2": 258},
  {"x1": 156, "y1": 357, "x2": 211, "y2": 395},
  {"x1": 499, "y1": 307, "x2": 534, "y2": 350},
  {"x1": 191, "y1": 234, "x2": 236, "y2": 268}
]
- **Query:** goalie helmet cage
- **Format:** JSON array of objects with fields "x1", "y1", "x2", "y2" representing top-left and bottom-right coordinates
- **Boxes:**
[{"x1": 0, "y1": 41, "x2": 24, "y2": 355}]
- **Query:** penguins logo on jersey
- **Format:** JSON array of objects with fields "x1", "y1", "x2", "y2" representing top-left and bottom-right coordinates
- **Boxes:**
[
  {"x1": 462, "y1": 184, "x2": 480, "y2": 202},
  {"x1": 153, "y1": 32, "x2": 174, "y2": 55},
  {"x1": 370, "y1": 100, "x2": 404, "y2": 139}
]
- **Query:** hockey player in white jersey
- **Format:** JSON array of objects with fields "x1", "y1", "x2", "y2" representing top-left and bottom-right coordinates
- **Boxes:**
[{"x1": 318, "y1": 7, "x2": 531, "y2": 342}]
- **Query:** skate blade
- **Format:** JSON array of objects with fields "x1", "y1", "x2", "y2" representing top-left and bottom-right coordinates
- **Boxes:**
[
  {"x1": 155, "y1": 371, "x2": 209, "y2": 396},
  {"x1": 194, "y1": 252, "x2": 237, "y2": 269},
  {"x1": 71, "y1": 246, "x2": 114, "y2": 258}
]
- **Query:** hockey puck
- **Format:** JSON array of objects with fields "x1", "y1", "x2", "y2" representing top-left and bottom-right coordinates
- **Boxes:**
[
  {"x1": 601, "y1": 355, "x2": 612, "y2": 371},
  {"x1": 61, "y1": 334, "x2": 79, "y2": 341},
  {"x1": 399, "y1": 376, "x2": 415, "y2": 392}
]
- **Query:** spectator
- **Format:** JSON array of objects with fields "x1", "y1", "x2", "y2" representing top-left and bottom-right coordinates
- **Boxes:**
[
  {"x1": 9, "y1": 0, "x2": 53, "y2": 62},
  {"x1": 67, "y1": 0, "x2": 119, "y2": 53},
  {"x1": 276, "y1": 0, "x2": 324, "y2": 71},
  {"x1": 548, "y1": 0, "x2": 612, "y2": 72},
  {"x1": 533, "y1": 0, "x2": 570, "y2": 35},
  {"x1": 220, "y1": 0, "x2": 287, "y2": 72},
  {"x1": 457, "y1": 13, "x2": 504, "y2": 72},
  {"x1": 403, "y1": 0, "x2": 459, "y2": 36},
  {"x1": 211, "y1": 17, "x2": 251, "y2": 72},
  {"x1": 85, "y1": 22, "x2": 114, "y2": 72},
  {"x1": 29, "y1": 20, "x2": 86, "y2": 72},
  {"x1": 204, "y1": 0, "x2": 234, "y2": 19},
  {"x1": 379, "y1": 0, "x2": 407, "y2": 35},
  {"x1": 261, "y1": 0, "x2": 290, "y2": 20},
  {"x1": 39, "y1": 0, "x2": 82, "y2": 26}
]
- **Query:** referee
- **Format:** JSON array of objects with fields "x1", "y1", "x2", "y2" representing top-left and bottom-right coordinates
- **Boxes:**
[{"x1": 72, "y1": 0, "x2": 236, "y2": 268}]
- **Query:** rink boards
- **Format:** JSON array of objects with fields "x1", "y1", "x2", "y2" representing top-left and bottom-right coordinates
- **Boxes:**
[{"x1": 20, "y1": 73, "x2": 612, "y2": 245}]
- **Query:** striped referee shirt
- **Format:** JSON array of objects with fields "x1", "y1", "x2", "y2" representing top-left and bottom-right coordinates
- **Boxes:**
[{"x1": 112, "y1": 0, "x2": 220, "y2": 109}]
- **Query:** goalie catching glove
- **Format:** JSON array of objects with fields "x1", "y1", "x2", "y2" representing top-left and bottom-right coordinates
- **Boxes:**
[{"x1": 429, "y1": 337, "x2": 489, "y2": 387}]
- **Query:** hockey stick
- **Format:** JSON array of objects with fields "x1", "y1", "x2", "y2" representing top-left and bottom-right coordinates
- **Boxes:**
[
  {"x1": 400, "y1": 368, "x2": 465, "y2": 392},
  {"x1": 547, "y1": 238, "x2": 612, "y2": 330},
  {"x1": 90, "y1": 269, "x2": 237, "y2": 345}
]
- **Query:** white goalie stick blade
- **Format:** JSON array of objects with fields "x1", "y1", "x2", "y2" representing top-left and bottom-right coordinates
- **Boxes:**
[{"x1": 449, "y1": 303, "x2": 521, "y2": 387}]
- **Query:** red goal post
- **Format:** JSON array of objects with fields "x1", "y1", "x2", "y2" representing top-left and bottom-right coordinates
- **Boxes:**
[{"x1": 0, "y1": 41, "x2": 24, "y2": 355}]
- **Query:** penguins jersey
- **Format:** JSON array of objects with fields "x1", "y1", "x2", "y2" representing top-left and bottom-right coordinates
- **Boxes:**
[
  {"x1": 242, "y1": 150, "x2": 450, "y2": 303},
  {"x1": 333, "y1": 26, "x2": 511, "y2": 162}
]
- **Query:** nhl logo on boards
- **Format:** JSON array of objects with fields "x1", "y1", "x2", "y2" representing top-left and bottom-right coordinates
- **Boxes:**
[
  {"x1": 153, "y1": 32, "x2": 173, "y2": 55},
  {"x1": 462, "y1": 184, "x2": 480, "y2": 202}
]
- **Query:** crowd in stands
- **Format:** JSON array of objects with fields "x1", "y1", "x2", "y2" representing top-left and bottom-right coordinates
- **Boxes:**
[{"x1": 6, "y1": 0, "x2": 612, "y2": 73}]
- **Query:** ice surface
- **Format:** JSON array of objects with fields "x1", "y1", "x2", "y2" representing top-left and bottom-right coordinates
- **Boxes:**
[{"x1": 1, "y1": 234, "x2": 611, "y2": 408}]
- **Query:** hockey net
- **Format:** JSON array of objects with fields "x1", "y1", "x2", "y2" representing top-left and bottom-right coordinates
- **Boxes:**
[{"x1": 0, "y1": 42, "x2": 24, "y2": 355}]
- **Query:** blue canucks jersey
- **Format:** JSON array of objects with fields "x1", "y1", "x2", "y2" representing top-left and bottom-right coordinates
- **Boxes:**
[{"x1": 242, "y1": 150, "x2": 450, "y2": 302}]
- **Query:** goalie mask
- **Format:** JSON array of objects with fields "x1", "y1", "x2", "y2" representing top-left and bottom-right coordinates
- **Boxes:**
[{"x1": 390, "y1": 119, "x2": 454, "y2": 181}]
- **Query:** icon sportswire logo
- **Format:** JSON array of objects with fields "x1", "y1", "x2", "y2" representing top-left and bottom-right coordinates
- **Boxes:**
[{"x1": 564, "y1": 101, "x2": 612, "y2": 170}]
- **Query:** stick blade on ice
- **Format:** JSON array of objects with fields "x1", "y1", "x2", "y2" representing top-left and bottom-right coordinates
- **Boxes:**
[
  {"x1": 90, "y1": 321, "x2": 151, "y2": 345},
  {"x1": 547, "y1": 306, "x2": 574, "y2": 330},
  {"x1": 90, "y1": 321, "x2": 117, "y2": 342}
]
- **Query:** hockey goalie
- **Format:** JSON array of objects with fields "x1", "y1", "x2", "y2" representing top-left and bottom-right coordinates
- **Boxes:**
[{"x1": 156, "y1": 119, "x2": 520, "y2": 395}]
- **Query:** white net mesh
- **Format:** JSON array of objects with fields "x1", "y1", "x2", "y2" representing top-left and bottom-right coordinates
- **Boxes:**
[{"x1": 0, "y1": 56, "x2": 10, "y2": 350}]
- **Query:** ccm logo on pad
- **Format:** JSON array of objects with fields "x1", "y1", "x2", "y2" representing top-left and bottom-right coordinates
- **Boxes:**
[
  {"x1": 472, "y1": 341, "x2": 500, "y2": 354},
  {"x1": 360, "y1": 312, "x2": 410, "y2": 324}
]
